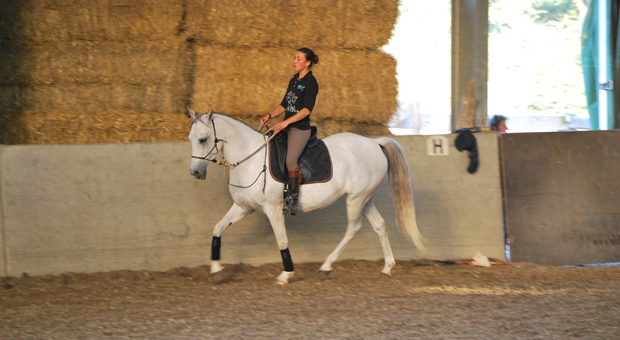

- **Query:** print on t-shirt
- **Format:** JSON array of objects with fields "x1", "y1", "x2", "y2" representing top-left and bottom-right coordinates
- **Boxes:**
[{"x1": 285, "y1": 91, "x2": 298, "y2": 113}]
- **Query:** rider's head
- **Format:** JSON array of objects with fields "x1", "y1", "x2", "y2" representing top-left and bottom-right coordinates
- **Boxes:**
[
  {"x1": 296, "y1": 48, "x2": 319, "y2": 69},
  {"x1": 489, "y1": 115, "x2": 508, "y2": 133}
]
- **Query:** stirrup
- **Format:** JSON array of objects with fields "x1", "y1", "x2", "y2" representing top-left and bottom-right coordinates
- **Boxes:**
[{"x1": 282, "y1": 196, "x2": 297, "y2": 216}]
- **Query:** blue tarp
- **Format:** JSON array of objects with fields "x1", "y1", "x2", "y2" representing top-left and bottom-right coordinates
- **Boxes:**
[{"x1": 581, "y1": 0, "x2": 615, "y2": 129}]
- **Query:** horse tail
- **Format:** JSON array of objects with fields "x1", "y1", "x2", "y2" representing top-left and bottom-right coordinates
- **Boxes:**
[{"x1": 377, "y1": 137, "x2": 426, "y2": 252}]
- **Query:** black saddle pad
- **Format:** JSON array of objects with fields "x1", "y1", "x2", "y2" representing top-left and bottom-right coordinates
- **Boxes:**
[{"x1": 269, "y1": 130, "x2": 333, "y2": 184}]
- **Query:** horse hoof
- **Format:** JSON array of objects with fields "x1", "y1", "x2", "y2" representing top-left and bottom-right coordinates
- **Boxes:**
[
  {"x1": 210, "y1": 270, "x2": 229, "y2": 284},
  {"x1": 318, "y1": 270, "x2": 331, "y2": 280},
  {"x1": 275, "y1": 271, "x2": 294, "y2": 285}
]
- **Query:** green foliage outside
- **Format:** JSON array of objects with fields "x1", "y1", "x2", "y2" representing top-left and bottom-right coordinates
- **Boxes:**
[
  {"x1": 385, "y1": 0, "x2": 587, "y2": 118},
  {"x1": 489, "y1": 0, "x2": 587, "y2": 117}
]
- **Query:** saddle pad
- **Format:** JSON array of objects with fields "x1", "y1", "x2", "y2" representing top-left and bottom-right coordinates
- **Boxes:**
[{"x1": 269, "y1": 139, "x2": 333, "y2": 184}]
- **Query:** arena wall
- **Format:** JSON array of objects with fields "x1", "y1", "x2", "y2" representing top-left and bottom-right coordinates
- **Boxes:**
[
  {"x1": 0, "y1": 133, "x2": 505, "y2": 277},
  {"x1": 502, "y1": 130, "x2": 620, "y2": 266}
]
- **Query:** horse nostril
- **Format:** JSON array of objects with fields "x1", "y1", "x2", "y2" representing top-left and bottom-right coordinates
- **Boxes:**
[{"x1": 194, "y1": 171, "x2": 200, "y2": 178}]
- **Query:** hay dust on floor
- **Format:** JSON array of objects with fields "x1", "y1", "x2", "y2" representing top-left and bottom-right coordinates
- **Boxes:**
[{"x1": 1, "y1": 260, "x2": 619, "y2": 339}]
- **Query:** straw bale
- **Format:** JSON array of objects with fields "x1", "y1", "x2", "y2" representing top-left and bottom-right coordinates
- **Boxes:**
[
  {"x1": 192, "y1": 47, "x2": 397, "y2": 125},
  {"x1": 286, "y1": 0, "x2": 346, "y2": 49},
  {"x1": 0, "y1": 38, "x2": 189, "y2": 115},
  {"x1": 0, "y1": 111, "x2": 21, "y2": 144},
  {"x1": 313, "y1": 49, "x2": 398, "y2": 125},
  {"x1": 0, "y1": 40, "x2": 22, "y2": 86},
  {"x1": 185, "y1": 0, "x2": 397, "y2": 49},
  {"x1": 0, "y1": 0, "x2": 400, "y2": 145},
  {"x1": 0, "y1": 85, "x2": 21, "y2": 113},
  {"x1": 13, "y1": 110, "x2": 191, "y2": 145},
  {"x1": 313, "y1": 119, "x2": 391, "y2": 138},
  {"x1": 12, "y1": 83, "x2": 185, "y2": 114},
  {"x1": 206, "y1": 114, "x2": 389, "y2": 139},
  {"x1": 3, "y1": 110, "x2": 389, "y2": 145},
  {"x1": 1, "y1": 40, "x2": 188, "y2": 87},
  {"x1": 191, "y1": 45, "x2": 291, "y2": 115},
  {"x1": 342, "y1": 0, "x2": 399, "y2": 48},
  {"x1": 185, "y1": 0, "x2": 293, "y2": 47},
  {"x1": 0, "y1": 0, "x2": 182, "y2": 43}
]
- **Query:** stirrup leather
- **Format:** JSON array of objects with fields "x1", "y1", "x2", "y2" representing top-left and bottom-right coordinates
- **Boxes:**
[{"x1": 283, "y1": 167, "x2": 301, "y2": 215}]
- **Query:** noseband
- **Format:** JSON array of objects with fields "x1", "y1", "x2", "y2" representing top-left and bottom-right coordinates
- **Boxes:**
[{"x1": 191, "y1": 117, "x2": 225, "y2": 163}]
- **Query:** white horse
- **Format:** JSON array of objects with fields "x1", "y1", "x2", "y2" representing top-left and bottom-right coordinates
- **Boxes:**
[{"x1": 188, "y1": 108, "x2": 424, "y2": 284}]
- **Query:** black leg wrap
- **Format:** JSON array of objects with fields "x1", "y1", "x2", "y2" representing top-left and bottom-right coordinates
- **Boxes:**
[
  {"x1": 280, "y1": 248, "x2": 294, "y2": 272},
  {"x1": 211, "y1": 236, "x2": 221, "y2": 261}
]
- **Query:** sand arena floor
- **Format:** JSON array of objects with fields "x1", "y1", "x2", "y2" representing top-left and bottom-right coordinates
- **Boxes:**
[{"x1": 1, "y1": 260, "x2": 619, "y2": 339}]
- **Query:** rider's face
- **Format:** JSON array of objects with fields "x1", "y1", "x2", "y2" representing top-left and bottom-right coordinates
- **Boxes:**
[
  {"x1": 293, "y1": 51, "x2": 310, "y2": 74},
  {"x1": 497, "y1": 120, "x2": 507, "y2": 133}
]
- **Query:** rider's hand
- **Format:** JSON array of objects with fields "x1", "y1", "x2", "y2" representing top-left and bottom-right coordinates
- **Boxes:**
[
  {"x1": 274, "y1": 121, "x2": 289, "y2": 134},
  {"x1": 260, "y1": 114, "x2": 271, "y2": 127}
]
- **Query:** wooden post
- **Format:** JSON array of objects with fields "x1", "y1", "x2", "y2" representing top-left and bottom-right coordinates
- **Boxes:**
[{"x1": 451, "y1": 0, "x2": 488, "y2": 131}]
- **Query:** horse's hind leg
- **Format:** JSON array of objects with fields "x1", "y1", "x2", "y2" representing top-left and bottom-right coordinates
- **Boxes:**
[
  {"x1": 319, "y1": 195, "x2": 367, "y2": 278},
  {"x1": 363, "y1": 198, "x2": 396, "y2": 275}
]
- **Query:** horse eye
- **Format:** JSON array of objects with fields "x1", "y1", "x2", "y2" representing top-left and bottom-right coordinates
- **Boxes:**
[{"x1": 199, "y1": 138, "x2": 207, "y2": 144}]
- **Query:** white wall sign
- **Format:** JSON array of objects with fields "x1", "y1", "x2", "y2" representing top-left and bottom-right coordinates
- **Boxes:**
[{"x1": 426, "y1": 136, "x2": 449, "y2": 156}]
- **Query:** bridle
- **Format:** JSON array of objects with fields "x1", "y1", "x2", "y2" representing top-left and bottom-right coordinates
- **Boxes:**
[
  {"x1": 191, "y1": 116, "x2": 275, "y2": 168},
  {"x1": 190, "y1": 115, "x2": 276, "y2": 190},
  {"x1": 190, "y1": 116, "x2": 226, "y2": 164}
]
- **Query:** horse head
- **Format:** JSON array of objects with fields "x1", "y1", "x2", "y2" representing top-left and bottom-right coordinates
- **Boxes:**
[{"x1": 188, "y1": 107, "x2": 218, "y2": 180}]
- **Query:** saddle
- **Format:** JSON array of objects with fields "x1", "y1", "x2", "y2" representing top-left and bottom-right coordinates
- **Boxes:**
[{"x1": 269, "y1": 126, "x2": 333, "y2": 184}]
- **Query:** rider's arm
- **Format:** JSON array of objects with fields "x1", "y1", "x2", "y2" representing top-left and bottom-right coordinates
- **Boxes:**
[
  {"x1": 283, "y1": 108, "x2": 311, "y2": 125},
  {"x1": 269, "y1": 105, "x2": 286, "y2": 118},
  {"x1": 261, "y1": 105, "x2": 285, "y2": 126},
  {"x1": 273, "y1": 108, "x2": 311, "y2": 134}
]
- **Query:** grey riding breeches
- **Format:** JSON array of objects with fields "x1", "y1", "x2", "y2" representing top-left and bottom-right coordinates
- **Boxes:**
[{"x1": 286, "y1": 128, "x2": 311, "y2": 171}]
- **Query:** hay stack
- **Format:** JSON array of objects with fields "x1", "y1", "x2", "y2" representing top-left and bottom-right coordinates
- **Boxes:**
[
  {"x1": 192, "y1": 47, "x2": 398, "y2": 126},
  {"x1": 191, "y1": 114, "x2": 389, "y2": 139},
  {"x1": 184, "y1": 0, "x2": 398, "y2": 49},
  {"x1": 314, "y1": 49, "x2": 398, "y2": 124},
  {"x1": 0, "y1": 0, "x2": 182, "y2": 42},
  {"x1": 191, "y1": 46, "x2": 291, "y2": 115},
  {"x1": 1, "y1": 40, "x2": 188, "y2": 113},
  {"x1": 14, "y1": 110, "x2": 190, "y2": 145},
  {"x1": 3, "y1": 41, "x2": 185, "y2": 86},
  {"x1": 341, "y1": 0, "x2": 399, "y2": 49},
  {"x1": 0, "y1": 0, "x2": 187, "y2": 144},
  {"x1": 0, "y1": 0, "x2": 399, "y2": 145}
]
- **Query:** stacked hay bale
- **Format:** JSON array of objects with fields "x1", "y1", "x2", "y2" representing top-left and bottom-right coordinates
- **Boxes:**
[
  {"x1": 0, "y1": 0, "x2": 398, "y2": 144},
  {"x1": 185, "y1": 0, "x2": 399, "y2": 137},
  {"x1": 0, "y1": 0, "x2": 189, "y2": 144}
]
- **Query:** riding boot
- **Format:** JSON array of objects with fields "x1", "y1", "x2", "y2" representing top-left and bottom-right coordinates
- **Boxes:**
[{"x1": 283, "y1": 166, "x2": 301, "y2": 215}]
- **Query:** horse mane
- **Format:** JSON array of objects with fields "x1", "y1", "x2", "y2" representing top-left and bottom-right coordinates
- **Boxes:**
[
  {"x1": 192, "y1": 110, "x2": 262, "y2": 135},
  {"x1": 210, "y1": 112, "x2": 262, "y2": 136}
]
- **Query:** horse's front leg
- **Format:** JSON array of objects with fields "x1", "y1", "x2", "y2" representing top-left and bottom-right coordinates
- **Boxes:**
[
  {"x1": 264, "y1": 204, "x2": 294, "y2": 285},
  {"x1": 210, "y1": 202, "x2": 254, "y2": 276}
]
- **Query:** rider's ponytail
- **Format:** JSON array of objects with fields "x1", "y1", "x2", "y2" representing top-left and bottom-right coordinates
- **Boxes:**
[{"x1": 298, "y1": 47, "x2": 319, "y2": 68}]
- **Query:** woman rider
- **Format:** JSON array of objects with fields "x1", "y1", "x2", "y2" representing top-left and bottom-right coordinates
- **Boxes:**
[{"x1": 260, "y1": 48, "x2": 319, "y2": 216}]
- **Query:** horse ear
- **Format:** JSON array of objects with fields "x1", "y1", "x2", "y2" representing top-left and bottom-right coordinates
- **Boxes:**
[
  {"x1": 206, "y1": 109, "x2": 214, "y2": 121},
  {"x1": 187, "y1": 106, "x2": 196, "y2": 120}
]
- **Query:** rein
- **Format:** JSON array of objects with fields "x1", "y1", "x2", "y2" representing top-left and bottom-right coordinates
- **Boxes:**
[
  {"x1": 192, "y1": 117, "x2": 276, "y2": 190},
  {"x1": 192, "y1": 118, "x2": 276, "y2": 167}
]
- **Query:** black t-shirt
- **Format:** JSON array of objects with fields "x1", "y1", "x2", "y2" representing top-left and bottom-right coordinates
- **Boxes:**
[{"x1": 279, "y1": 71, "x2": 319, "y2": 131}]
